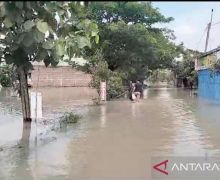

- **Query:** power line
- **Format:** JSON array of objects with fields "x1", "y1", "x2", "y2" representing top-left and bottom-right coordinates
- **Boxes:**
[
  {"x1": 195, "y1": 25, "x2": 208, "y2": 51},
  {"x1": 209, "y1": 22, "x2": 220, "y2": 29},
  {"x1": 211, "y1": 21, "x2": 220, "y2": 26}
]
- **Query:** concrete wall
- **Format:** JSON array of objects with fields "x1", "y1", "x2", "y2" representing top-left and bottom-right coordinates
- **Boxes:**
[
  {"x1": 30, "y1": 65, "x2": 92, "y2": 87},
  {"x1": 198, "y1": 69, "x2": 220, "y2": 101}
]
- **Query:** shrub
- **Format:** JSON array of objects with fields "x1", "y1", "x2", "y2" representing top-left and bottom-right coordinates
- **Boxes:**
[
  {"x1": 60, "y1": 112, "x2": 82, "y2": 124},
  {"x1": 90, "y1": 60, "x2": 110, "y2": 95},
  {"x1": 91, "y1": 63, "x2": 125, "y2": 100},
  {"x1": 0, "y1": 74, "x2": 11, "y2": 87},
  {"x1": 107, "y1": 72, "x2": 125, "y2": 100},
  {"x1": 0, "y1": 65, "x2": 12, "y2": 87},
  {"x1": 84, "y1": 50, "x2": 126, "y2": 100}
]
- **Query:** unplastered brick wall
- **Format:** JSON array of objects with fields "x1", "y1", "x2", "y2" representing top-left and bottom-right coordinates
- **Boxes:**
[{"x1": 31, "y1": 65, "x2": 92, "y2": 87}]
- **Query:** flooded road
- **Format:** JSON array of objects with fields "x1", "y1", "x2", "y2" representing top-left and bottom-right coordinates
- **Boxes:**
[{"x1": 1, "y1": 87, "x2": 220, "y2": 179}]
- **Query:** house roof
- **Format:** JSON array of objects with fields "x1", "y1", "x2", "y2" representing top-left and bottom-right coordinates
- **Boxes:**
[{"x1": 200, "y1": 46, "x2": 220, "y2": 58}]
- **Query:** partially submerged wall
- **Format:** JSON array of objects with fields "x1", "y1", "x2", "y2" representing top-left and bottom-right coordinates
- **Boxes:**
[{"x1": 30, "y1": 66, "x2": 92, "y2": 87}]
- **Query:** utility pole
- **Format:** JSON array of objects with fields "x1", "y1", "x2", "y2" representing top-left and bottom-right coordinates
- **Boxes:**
[{"x1": 204, "y1": 9, "x2": 213, "y2": 53}]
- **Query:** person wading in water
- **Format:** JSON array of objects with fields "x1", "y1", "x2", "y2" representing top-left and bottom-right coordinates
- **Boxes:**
[
  {"x1": 134, "y1": 80, "x2": 143, "y2": 102},
  {"x1": 128, "y1": 81, "x2": 133, "y2": 101}
]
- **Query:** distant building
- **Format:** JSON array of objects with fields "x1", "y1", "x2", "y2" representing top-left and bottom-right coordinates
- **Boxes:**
[{"x1": 195, "y1": 46, "x2": 220, "y2": 101}]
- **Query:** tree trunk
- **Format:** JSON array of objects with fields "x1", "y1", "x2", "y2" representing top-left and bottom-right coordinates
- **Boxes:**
[
  {"x1": 21, "y1": 121, "x2": 31, "y2": 146},
  {"x1": 17, "y1": 65, "x2": 31, "y2": 122},
  {"x1": 14, "y1": 121, "x2": 32, "y2": 178}
]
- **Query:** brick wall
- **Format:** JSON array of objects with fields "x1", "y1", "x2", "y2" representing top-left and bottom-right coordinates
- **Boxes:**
[{"x1": 30, "y1": 65, "x2": 93, "y2": 87}]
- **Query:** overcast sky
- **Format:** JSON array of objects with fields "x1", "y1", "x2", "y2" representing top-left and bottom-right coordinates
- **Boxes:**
[{"x1": 153, "y1": 2, "x2": 220, "y2": 52}]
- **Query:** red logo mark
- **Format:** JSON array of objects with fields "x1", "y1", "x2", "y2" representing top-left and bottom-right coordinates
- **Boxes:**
[{"x1": 153, "y1": 160, "x2": 169, "y2": 175}]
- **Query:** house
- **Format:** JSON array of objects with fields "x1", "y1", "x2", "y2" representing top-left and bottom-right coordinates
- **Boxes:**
[{"x1": 195, "y1": 46, "x2": 220, "y2": 101}]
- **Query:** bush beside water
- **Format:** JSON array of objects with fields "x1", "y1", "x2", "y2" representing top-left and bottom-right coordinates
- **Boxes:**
[
  {"x1": 107, "y1": 73, "x2": 125, "y2": 100},
  {"x1": 60, "y1": 112, "x2": 82, "y2": 125},
  {"x1": 0, "y1": 65, "x2": 12, "y2": 87}
]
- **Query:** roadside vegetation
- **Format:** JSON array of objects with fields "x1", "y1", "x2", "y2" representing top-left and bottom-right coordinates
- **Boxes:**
[{"x1": 0, "y1": 1, "x2": 200, "y2": 121}]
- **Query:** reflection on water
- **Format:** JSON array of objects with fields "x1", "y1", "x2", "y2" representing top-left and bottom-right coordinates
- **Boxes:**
[
  {"x1": 1, "y1": 87, "x2": 220, "y2": 179},
  {"x1": 100, "y1": 105, "x2": 106, "y2": 128}
]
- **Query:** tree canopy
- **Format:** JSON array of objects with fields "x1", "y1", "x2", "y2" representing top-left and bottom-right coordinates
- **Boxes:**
[
  {"x1": 88, "y1": 2, "x2": 173, "y2": 25},
  {"x1": 83, "y1": 1, "x2": 180, "y2": 82},
  {"x1": 0, "y1": 1, "x2": 99, "y2": 70}
]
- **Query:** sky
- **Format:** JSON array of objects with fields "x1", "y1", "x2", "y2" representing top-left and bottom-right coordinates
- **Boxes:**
[{"x1": 153, "y1": 2, "x2": 220, "y2": 52}]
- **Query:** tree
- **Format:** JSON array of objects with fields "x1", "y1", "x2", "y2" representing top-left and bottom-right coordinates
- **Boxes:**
[
  {"x1": 170, "y1": 47, "x2": 201, "y2": 87},
  {"x1": 88, "y1": 2, "x2": 173, "y2": 25},
  {"x1": 84, "y1": 2, "x2": 179, "y2": 82},
  {"x1": 148, "y1": 69, "x2": 173, "y2": 84},
  {"x1": 0, "y1": 2, "x2": 99, "y2": 121},
  {"x1": 100, "y1": 21, "x2": 158, "y2": 81}
]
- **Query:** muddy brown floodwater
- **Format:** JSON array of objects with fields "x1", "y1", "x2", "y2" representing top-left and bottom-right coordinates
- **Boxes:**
[{"x1": 1, "y1": 87, "x2": 220, "y2": 180}]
